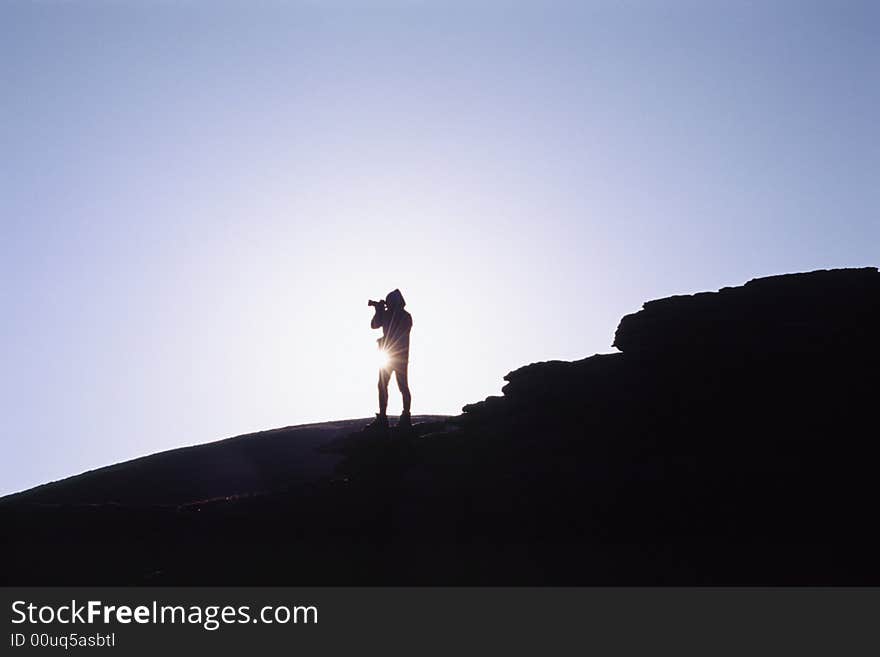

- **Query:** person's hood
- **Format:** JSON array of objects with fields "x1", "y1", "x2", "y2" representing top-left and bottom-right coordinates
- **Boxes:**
[{"x1": 386, "y1": 288, "x2": 406, "y2": 309}]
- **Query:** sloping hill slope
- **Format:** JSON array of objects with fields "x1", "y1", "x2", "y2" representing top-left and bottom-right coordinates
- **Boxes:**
[{"x1": 1, "y1": 417, "x2": 449, "y2": 507}]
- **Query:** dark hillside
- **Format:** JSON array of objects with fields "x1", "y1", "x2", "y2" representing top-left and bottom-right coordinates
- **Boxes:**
[{"x1": 2, "y1": 268, "x2": 877, "y2": 585}]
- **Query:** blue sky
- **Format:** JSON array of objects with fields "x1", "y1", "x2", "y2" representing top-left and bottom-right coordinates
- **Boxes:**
[{"x1": 2, "y1": 1, "x2": 878, "y2": 496}]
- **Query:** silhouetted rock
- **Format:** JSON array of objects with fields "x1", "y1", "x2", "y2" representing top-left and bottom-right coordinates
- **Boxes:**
[
  {"x1": 612, "y1": 267, "x2": 879, "y2": 354},
  {"x1": 2, "y1": 268, "x2": 878, "y2": 585}
]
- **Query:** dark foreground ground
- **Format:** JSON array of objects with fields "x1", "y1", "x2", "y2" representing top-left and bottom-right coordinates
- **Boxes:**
[{"x1": 2, "y1": 267, "x2": 878, "y2": 585}]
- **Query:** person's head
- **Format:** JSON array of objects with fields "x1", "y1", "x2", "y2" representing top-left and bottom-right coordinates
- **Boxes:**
[{"x1": 386, "y1": 288, "x2": 406, "y2": 310}]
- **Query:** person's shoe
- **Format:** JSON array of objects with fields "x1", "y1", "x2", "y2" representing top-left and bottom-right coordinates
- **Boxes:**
[
  {"x1": 364, "y1": 413, "x2": 389, "y2": 431},
  {"x1": 396, "y1": 411, "x2": 412, "y2": 429}
]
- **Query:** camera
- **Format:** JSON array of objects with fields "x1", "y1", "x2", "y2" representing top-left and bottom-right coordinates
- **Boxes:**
[{"x1": 368, "y1": 299, "x2": 386, "y2": 308}]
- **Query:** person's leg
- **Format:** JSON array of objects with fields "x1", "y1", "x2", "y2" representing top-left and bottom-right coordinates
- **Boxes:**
[
  {"x1": 378, "y1": 367, "x2": 390, "y2": 416},
  {"x1": 395, "y1": 361, "x2": 411, "y2": 415}
]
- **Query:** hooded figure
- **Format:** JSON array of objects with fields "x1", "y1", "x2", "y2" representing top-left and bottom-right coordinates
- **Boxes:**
[{"x1": 367, "y1": 288, "x2": 413, "y2": 429}]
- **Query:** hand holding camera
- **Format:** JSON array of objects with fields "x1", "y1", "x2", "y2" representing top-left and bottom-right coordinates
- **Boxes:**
[{"x1": 368, "y1": 299, "x2": 386, "y2": 309}]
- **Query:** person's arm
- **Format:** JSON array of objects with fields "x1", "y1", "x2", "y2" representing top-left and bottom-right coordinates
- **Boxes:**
[{"x1": 370, "y1": 304, "x2": 386, "y2": 329}]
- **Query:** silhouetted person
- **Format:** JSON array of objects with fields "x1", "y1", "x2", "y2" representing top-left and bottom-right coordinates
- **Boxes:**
[{"x1": 366, "y1": 288, "x2": 412, "y2": 430}]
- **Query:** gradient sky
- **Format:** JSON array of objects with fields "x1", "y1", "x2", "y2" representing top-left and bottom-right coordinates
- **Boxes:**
[{"x1": 2, "y1": 1, "x2": 878, "y2": 496}]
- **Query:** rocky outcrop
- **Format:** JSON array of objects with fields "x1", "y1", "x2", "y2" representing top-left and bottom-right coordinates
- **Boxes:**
[
  {"x1": 612, "y1": 267, "x2": 879, "y2": 354},
  {"x1": 463, "y1": 267, "x2": 880, "y2": 422},
  {"x1": 452, "y1": 267, "x2": 880, "y2": 583}
]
